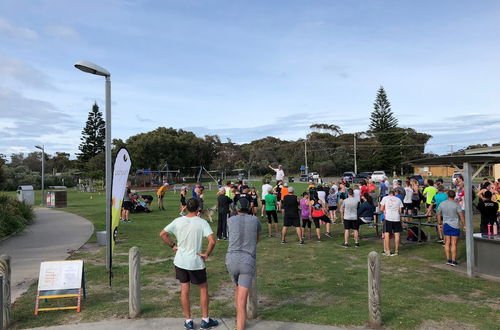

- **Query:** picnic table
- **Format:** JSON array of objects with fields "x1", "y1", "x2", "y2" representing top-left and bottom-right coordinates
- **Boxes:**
[{"x1": 371, "y1": 212, "x2": 438, "y2": 242}]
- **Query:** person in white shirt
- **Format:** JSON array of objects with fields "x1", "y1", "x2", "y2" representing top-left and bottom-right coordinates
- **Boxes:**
[
  {"x1": 379, "y1": 190, "x2": 404, "y2": 256},
  {"x1": 268, "y1": 164, "x2": 285, "y2": 183},
  {"x1": 260, "y1": 179, "x2": 273, "y2": 218},
  {"x1": 159, "y1": 198, "x2": 218, "y2": 329},
  {"x1": 403, "y1": 181, "x2": 414, "y2": 215},
  {"x1": 353, "y1": 185, "x2": 361, "y2": 202}
]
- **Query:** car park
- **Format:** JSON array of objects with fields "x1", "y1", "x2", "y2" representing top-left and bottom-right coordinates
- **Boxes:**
[
  {"x1": 357, "y1": 171, "x2": 373, "y2": 181},
  {"x1": 342, "y1": 171, "x2": 356, "y2": 183}
]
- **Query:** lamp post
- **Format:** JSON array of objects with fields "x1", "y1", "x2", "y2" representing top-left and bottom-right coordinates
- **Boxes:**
[
  {"x1": 74, "y1": 60, "x2": 112, "y2": 272},
  {"x1": 35, "y1": 145, "x2": 45, "y2": 205}
]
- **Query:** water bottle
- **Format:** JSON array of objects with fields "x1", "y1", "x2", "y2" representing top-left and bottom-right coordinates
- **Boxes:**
[
  {"x1": 493, "y1": 223, "x2": 498, "y2": 235},
  {"x1": 487, "y1": 223, "x2": 492, "y2": 236}
]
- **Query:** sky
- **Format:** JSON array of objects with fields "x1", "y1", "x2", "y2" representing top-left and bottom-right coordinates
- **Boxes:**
[{"x1": 1, "y1": 0, "x2": 500, "y2": 160}]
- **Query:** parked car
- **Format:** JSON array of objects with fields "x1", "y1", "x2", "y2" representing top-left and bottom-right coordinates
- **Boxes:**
[
  {"x1": 342, "y1": 171, "x2": 356, "y2": 183},
  {"x1": 410, "y1": 174, "x2": 424, "y2": 185},
  {"x1": 357, "y1": 172, "x2": 373, "y2": 181},
  {"x1": 299, "y1": 172, "x2": 321, "y2": 182},
  {"x1": 371, "y1": 171, "x2": 387, "y2": 182}
]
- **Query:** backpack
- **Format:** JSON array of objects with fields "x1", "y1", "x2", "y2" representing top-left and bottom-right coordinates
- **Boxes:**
[{"x1": 407, "y1": 226, "x2": 427, "y2": 242}]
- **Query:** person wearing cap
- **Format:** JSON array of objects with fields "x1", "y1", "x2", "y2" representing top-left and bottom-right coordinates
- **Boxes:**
[
  {"x1": 156, "y1": 182, "x2": 168, "y2": 211},
  {"x1": 281, "y1": 186, "x2": 304, "y2": 244},
  {"x1": 226, "y1": 198, "x2": 261, "y2": 330},
  {"x1": 280, "y1": 182, "x2": 289, "y2": 204},
  {"x1": 160, "y1": 198, "x2": 219, "y2": 329}
]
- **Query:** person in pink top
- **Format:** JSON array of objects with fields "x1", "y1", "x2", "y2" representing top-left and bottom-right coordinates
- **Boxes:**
[{"x1": 300, "y1": 192, "x2": 312, "y2": 239}]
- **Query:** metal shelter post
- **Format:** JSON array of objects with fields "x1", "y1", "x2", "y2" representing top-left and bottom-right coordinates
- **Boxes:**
[{"x1": 463, "y1": 162, "x2": 474, "y2": 277}]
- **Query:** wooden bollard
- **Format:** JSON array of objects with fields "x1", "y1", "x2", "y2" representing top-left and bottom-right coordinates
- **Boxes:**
[
  {"x1": 0, "y1": 255, "x2": 11, "y2": 329},
  {"x1": 129, "y1": 247, "x2": 141, "y2": 318},
  {"x1": 368, "y1": 251, "x2": 381, "y2": 327},
  {"x1": 246, "y1": 272, "x2": 257, "y2": 319}
]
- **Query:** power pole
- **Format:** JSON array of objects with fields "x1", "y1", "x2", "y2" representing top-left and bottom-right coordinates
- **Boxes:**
[
  {"x1": 400, "y1": 140, "x2": 403, "y2": 176},
  {"x1": 353, "y1": 134, "x2": 357, "y2": 173},
  {"x1": 304, "y1": 141, "x2": 308, "y2": 174}
]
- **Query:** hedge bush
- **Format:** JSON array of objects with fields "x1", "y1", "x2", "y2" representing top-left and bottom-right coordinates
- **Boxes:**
[{"x1": 0, "y1": 195, "x2": 34, "y2": 238}]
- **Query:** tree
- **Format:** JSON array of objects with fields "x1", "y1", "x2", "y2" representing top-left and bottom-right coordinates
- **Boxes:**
[
  {"x1": 369, "y1": 86, "x2": 398, "y2": 132},
  {"x1": 309, "y1": 123, "x2": 343, "y2": 136},
  {"x1": 78, "y1": 102, "x2": 105, "y2": 163}
]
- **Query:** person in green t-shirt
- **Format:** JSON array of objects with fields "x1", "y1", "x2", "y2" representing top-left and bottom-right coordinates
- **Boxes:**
[
  {"x1": 264, "y1": 187, "x2": 278, "y2": 237},
  {"x1": 424, "y1": 179, "x2": 438, "y2": 216}
]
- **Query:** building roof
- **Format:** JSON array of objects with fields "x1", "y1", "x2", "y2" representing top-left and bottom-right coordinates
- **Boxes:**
[
  {"x1": 464, "y1": 145, "x2": 500, "y2": 155},
  {"x1": 405, "y1": 154, "x2": 500, "y2": 166}
]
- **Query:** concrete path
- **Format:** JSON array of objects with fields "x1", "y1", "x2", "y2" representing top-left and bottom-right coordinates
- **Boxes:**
[
  {"x1": 0, "y1": 208, "x2": 94, "y2": 301},
  {"x1": 26, "y1": 318, "x2": 362, "y2": 330}
]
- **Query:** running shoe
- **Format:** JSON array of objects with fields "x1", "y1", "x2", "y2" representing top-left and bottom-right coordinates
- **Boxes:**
[
  {"x1": 325, "y1": 232, "x2": 333, "y2": 238},
  {"x1": 390, "y1": 252, "x2": 399, "y2": 257},
  {"x1": 299, "y1": 240, "x2": 305, "y2": 245},
  {"x1": 184, "y1": 320, "x2": 194, "y2": 329},
  {"x1": 200, "y1": 318, "x2": 219, "y2": 329},
  {"x1": 301, "y1": 235, "x2": 305, "y2": 239},
  {"x1": 437, "y1": 239, "x2": 444, "y2": 243},
  {"x1": 381, "y1": 251, "x2": 390, "y2": 256},
  {"x1": 341, "y1": 242, "x2": 349, "y2": 248},
  {"x1": 354, "y1": 242, "x2": 360, "y2": 247},
  {"x1": 281, "y1": 240, "x2": 286, "y2": 244},
  {"x1": 268, "y1": 234, "x2": 273, "y2": 238},
  {"x1": 446, "y1": 259, "x2": 453, "y2": 265},
  {"x1": 451, "y1": 260, "x2": 458, "y2": 267},
  {"x1": 317, "y1": 239, "x2": 322, "y2": 243}
]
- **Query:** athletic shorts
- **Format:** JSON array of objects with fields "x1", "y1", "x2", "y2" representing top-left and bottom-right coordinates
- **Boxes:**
[
  {"x1": 283, "y1": 216, "x2": 300, "y2": 227},
  {"x1": 122, "y1": 201, "x2": 133, "y2": 211},
  {"x1": 157, "y1": 194, "x2": 164, "y2": 199},
  {"x1": 383, "y1": 221, "x2": 403, "y2": 233},
  {"x1": 261, "y1": 199, "x2": 266, "y2": 205},
  {"x1": 180, "y1": 197, "x2": 187, "y2": 206},
  {"x1": 443, "y1": 223, "x2": 460, "y2": 237},
  {"x1": 226, "y1": 262, "x2": 255, "y2": 289},
  {"x1": 302, "y1": 218, "x2": 312, "y2": 228},
  {"x1": 412, "y1": 200, "x2": 420, "y2": 208},
  {"x1": 426, "y1": 203, "x2": 436, "y2": 210},
  {"x1": 312, "y1": 215, "x2": 331, "y2": 228},
  {"x1": 266, "y1": 210, "x2": 278, "y2": 223},
  {"x1": 404, "y1": 203, "x2": 413, "y2": 210},
  {"x1": 328, "y1": 206, "x2": 337, "y2": 211},
  {"x1": 175, "y1": 266, "x2": 207, "y2": 285},
  {"x1": 344, "y1": 219, "x2": 360, "y2": 230}
]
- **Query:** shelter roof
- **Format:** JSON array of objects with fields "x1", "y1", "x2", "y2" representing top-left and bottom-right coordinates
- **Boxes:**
[{"x1": 405, "y1": 154, "x2": 500, "y2": 166}]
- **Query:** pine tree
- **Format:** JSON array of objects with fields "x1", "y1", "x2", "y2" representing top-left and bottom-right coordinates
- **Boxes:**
[
  {"x1": 369, "y1": 86, "x2": 398, "y2": 132},
  {"x1": 78, "y1": 103, "x2": 105, "y2": 162}
]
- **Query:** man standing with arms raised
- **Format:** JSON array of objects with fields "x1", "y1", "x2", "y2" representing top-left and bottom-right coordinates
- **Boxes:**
[
  {"x1": 226, "y1": 198, "x2": 261, "y2": 330},
  {"x1": 160, "y1": 198, "x2": 219, "y2": 329},
  {"x1": 269, "y1": 164, "x2": 285, "y2": 184}
]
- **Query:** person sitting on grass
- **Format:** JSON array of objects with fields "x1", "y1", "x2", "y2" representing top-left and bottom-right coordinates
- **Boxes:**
[{"x1": 437, "y1": 190, "x2": 466, "y2": 267}]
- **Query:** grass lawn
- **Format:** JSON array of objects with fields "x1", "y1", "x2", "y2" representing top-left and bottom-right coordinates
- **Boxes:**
[{"x1": 6, "y1": 182, "x2": 500, "y2": 329}]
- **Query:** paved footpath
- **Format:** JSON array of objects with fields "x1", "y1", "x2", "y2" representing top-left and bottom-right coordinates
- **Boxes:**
[
  {"x1": 27, "y1": 318, "x2": 362, "y2": 330},
  {"x1": 0, "y1": 208, "x2": 94, "y2": 301}
]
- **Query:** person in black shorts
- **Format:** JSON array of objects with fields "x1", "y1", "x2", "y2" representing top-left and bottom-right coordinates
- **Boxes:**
[
  {"x1": 310, "y1": 198, "x2": 332, "y2": 242},
  {"x1": 121, "y1": 183, "x2": 133, "y2": 223},
  {"x1": 179, "y1": 186, "x2": 187, "y2": 215},
  {"x1": 281, "y1": 187, "x2": 303, "y2": 244}
]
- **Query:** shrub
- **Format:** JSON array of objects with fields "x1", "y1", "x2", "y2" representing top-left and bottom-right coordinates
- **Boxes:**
[{"x1": 0, "y1": 195, "x2": 35, "y2": 238}]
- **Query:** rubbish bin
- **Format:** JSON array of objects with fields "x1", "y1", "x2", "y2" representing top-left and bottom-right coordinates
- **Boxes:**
[
  {"x1": 46, "y1": 187, "x2": 67, "y2": 208},
  {"x1": 16, "y1": 185, "x2": 35, "y2": 205}
]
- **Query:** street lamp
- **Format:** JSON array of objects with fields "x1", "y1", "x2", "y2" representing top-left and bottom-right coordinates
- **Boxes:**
[
  {"x1": 35, "y1": 145, "x2": 45, "y2": 206},
  {"x1": 74, "y1": 60, "x2": 112, "y2": 272}
]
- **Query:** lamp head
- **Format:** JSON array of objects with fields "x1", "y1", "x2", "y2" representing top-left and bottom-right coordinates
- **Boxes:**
[
  {"x1": 35, "y1": 145, "x2": 43, "y2": 150},
  {"x1": 74, "y1": 60, "x2": 110, "y2": 77}
]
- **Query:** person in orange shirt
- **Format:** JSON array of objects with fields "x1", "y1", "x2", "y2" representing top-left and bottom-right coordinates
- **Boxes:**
[
  {"x1": 157, "y1": 182, "x2": 168, "y2": 211},
  {"x1": 281, "y1": 183, "x2": 289, "y2": 203}
]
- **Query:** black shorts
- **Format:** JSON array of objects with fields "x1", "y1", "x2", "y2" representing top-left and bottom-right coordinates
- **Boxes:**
[
  {"x1": 328, "y1": 206, "x2": 337, "y2": 211},
  {"x1": 283, "y1": 216, "x2": 300, "y2": 227},
  {"x1": 180, "y1": 197, "x2": 187, "y2": 206},
  {"x1": 403, "y1": 203, "x2": 413, "y2": 210},
  {"x1": 266, "y1": 210, "x2": 278, "y2": 223},
  {"x1": 383, "y1": 221, "x2": 403, "y2": 233},
  {"x1": 312, "y1": 215, "x2": 331, "y2": 228},
  {"x1": 261, "y1": 199, "x2": 266, "y2": 205},
  {"x1": 302, "y1": 218, "x2": 312, "y2": 228},
  {"x1": 157, "y1": 194, "x2": 164, "y2": 199},
  {"x1": 175, "y1": 266, "x2": 207, "y2": 285},
  {"x1": 344, "y1": 219, "x2": 360, "y2": 230},
  {"x1": 122, "y1": 201, "x2": 133, "y2": 211}
]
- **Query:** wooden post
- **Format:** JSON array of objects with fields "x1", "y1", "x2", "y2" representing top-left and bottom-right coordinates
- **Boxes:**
[
  {"x1": 367, "y1": 251, "x2": 381, "y2": 327},
  {"x1": 129, "y1": 247, "x2": 141, "y2": 318},
  {"x1": 0, "y1": 255, "x2": 11, "y2": 329},
  {"x1": 246, "y1": 272, "x2": 257, "y2": 319}
]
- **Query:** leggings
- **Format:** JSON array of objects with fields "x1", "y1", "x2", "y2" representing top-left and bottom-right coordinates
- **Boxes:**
[{"x1": 266, "y1": 210, "x2": 278, "y2": 223}]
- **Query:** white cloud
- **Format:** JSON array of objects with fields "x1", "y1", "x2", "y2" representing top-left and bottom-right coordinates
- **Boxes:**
[
  {"x1": 44, "y1": 25, "x2": 79, "y2": 40},
  {"x1": 0, "y1": 17, "x2": 37, "y2": 39},
  {"x1": 0, "y1": 56, "x2": 54, "y2": 89}
]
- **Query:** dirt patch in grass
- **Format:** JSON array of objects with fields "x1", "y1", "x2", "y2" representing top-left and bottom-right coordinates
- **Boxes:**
[
  {"x1": 212, "y1": 282, "x2": 234, "y2": 301},
  {"x1": 75, "y1": 242, "x2": 102, "y2": 255},
  {"x1": 143, "y1": 277, "x2": 179, "y2": 293},
  {"x1": 427, "y1": 294, "x2": 465, "y2": 304},
  {"x1": 418, "y1": 319, "x2": 477, "y2": 329}
]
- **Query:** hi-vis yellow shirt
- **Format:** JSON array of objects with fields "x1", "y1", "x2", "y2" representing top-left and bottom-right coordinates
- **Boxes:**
[{"x1": 157, "y1": 185, "x2": 167, "y2": 196}]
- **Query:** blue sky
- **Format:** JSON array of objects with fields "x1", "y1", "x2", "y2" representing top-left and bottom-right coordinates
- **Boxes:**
[{"x1": 1, "y1": 0, "x2": 500, "y2": 159}]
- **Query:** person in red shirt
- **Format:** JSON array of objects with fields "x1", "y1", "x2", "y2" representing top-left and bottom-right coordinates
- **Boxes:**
[{"x1": 360, "y1": 180, "x2": 369, "y2": 196}]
